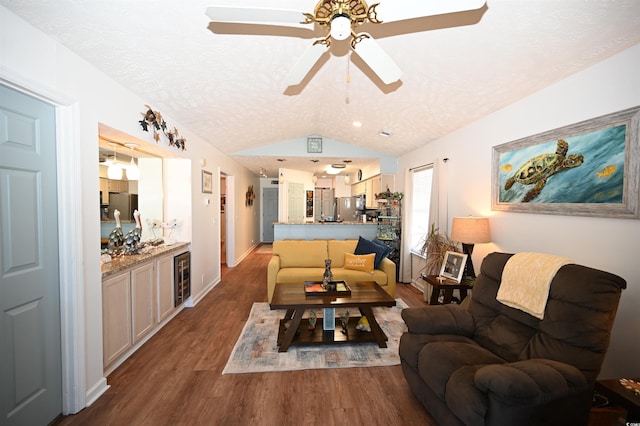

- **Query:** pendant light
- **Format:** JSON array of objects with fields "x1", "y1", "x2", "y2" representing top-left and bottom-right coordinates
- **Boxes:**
[
  {"x1": 125, "y1": 143, "x2": 140, "y2": 181},
  {"x1": 107, "y1": 143, "x2": 123, "y2": 180}
]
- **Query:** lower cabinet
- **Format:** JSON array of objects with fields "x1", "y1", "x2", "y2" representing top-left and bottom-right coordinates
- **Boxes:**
[
  {"x1": 103, "y1": 251, "x2": 184, "y2": 372},
  {"x1": 131, "y1": 262, "x2": 155, "y2": 344},
  {"x1": 102, "y1": 272, "x2": 132, "y2": 368},
  {"x1": 156, "y1": 254, "x2": 174, "y2": 322}
]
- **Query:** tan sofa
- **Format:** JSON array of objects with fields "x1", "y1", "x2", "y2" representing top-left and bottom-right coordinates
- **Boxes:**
[{"x1": 267, "y1": 239, "x2": 396, "y2": 302}]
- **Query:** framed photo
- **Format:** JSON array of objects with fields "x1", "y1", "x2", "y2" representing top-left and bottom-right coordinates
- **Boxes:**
[
  {"x1": 439, "y1": 251, "x2": 467, "y2": 283},
  {"x1": 202, "y1": 170, "x2": 213, "y2": 194},
  {"x1": 492, "y1": 106, "x2": 640, "y2": 218},
  {"x1": 307, "y1": 137, "x2": 323, "y2": 153}
]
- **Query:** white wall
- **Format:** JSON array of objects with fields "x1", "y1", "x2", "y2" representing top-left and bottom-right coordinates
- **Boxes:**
[
  {"x1": 398, "y1": 43, "x2": 640, "y2": 379},
  {"x1": 0, "y1": 5, "x2": 260, "y2": 408}
]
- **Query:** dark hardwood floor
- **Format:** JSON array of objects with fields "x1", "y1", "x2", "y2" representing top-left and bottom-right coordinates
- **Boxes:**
[{"x1": 57, "y1": 246, "x2": 436, "y2": 425}]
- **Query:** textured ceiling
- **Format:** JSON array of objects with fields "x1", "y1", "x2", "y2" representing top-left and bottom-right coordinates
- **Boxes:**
[{"x1": 3, "y1": 0, "x2": 640, "y2": 177}]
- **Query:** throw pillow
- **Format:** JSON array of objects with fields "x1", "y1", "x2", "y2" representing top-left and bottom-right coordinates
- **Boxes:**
[
  {"x1": 355, "y1": 236, "x2": 392, "y2": 269},
  {"x1": 373, "y1": 239, "x2": 394, "y2": 260},
  {"x1": 344, "y1": 253, "x2": 375, "y2": 273}
]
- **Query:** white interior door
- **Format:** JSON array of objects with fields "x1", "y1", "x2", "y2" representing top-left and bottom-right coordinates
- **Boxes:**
[
  {"x1": 287, "y1": 183, "x2": 304, "y2": 223},
  {"x1": 0, "y1": 84, "x2": 62, "y2": 424}
]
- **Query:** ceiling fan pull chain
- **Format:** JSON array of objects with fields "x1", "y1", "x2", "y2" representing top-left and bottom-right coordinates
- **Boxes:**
[{"x1": 345, "y1": 52, "x2": 351, "y2": 104}]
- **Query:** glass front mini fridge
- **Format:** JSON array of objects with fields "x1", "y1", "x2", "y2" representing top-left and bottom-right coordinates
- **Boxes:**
[{"x1": 174, "y1": 251, "x2": 191, "y2": 306}]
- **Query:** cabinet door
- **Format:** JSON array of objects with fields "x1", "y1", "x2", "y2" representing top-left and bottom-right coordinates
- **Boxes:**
[
  {"x1": 156, "y1": 255, "x2": 174, "y2": 323},
  {"x1": 351, "y1": 181, "x2": 364, "y2": 196},
  {"x1": 371, "y1": 177, "x2": 381, "y2": 203},
  {"x1": 99, "y1": 178, "x2": 109, "y2": 204},
  {"x1": 107, "y1": 179, "x2": 128, "y2": 193},
  {"x1": 103, "y1": 272, "x2": 132, "y2": 368},
  {"x1": 131, "y1": 262, "x2": 156, "y2": 343},
  {"x1": 365, "y1": 179, "x2": 376, "y2": 208}
]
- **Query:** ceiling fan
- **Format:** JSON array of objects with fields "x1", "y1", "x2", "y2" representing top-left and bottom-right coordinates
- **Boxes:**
[{"x1": 205, "y1": 0, "x2": 486, "y2": 89}]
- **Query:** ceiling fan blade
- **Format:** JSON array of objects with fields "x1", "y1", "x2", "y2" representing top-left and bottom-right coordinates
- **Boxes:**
[
  {"x1": 205, "y1": 6, "x2": 310, "y2": 29},
  {"x1": 283, "y1": 43, "x2": 328, "y2": 87},
  {"x1": 374, "y1": 0, "x2": 486, "y2": 23},
  {"x1": 352, "y1": 37, "x2": 401, "y2": 85}
]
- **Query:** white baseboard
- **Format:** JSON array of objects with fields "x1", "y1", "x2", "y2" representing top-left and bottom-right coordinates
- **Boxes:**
[
  {"x1": 411, "y1": 278, "x2": 431, "y2": 302},
  {"x1": 189, "y1": 277, "x2": 220, "y2": 307},
  {"x1": 85, "y1": 377, "x2": 109, "y2": 407}
]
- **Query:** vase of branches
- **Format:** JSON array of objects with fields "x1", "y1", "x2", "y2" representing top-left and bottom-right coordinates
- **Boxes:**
[{"x1": 419, "y1": 223, "x2": 460, "y2": 276}]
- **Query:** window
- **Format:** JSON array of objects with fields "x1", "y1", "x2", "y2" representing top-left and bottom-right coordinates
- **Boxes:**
[{"x1": 409, "y1": 166, "x2": 433, "y2": 255}]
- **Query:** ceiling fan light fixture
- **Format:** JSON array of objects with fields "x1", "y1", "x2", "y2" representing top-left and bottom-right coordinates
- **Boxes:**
[
  {"x1": 327, "y1": 163, "x2": 347, "y2": 174},
  {"x1": 330, "y1": 15, "x2": 351, "y2": 41}
]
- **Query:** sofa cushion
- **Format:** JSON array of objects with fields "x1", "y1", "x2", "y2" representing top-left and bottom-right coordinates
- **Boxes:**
[
  {"x1": 355, "y1": 236, "x2": 392, "y2": 269},
  {"x1": 344, "y1": 253, "x2": 375, "y2": 273},
  {"x1": 273, "y1": 240, "x2": 327, "y2": 268},
  {"x1": 327, "y1": 239, "x2": 358, "y2": 268},
  {"x1": 277, "y1": 267, "x2": 325, "y2": 283},
  {"x1": 330, "y1": 268, "x2": 388, "y2": 286}
]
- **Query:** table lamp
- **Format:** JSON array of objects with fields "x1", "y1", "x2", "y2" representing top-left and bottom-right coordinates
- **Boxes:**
[{"x1": 451, "y1": 217, "x2": 491, "y2": 280}]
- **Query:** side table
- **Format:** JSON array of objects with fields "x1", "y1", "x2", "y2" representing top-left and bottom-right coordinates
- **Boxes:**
[
  {"x1": 595, "y1": 379, "x2": 640, "y2": 422},
  {"x1": 421, "y1": 274, "x2": 473, "y2": 305}
]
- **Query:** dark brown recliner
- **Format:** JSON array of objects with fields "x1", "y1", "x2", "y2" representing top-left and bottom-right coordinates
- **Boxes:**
[{"x1": 399, "y1": 252, "x2": 626, "y2": 426}]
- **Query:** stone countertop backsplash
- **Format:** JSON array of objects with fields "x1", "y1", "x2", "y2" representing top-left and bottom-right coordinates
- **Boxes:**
[{"x1": 101, "y1": 242, "x2": 190, "y2": 279}]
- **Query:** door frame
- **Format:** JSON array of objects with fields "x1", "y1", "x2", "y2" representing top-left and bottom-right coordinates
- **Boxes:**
[
  {"x1": 220, "y1": 170, "x2": 235, "y2": 267},
  {"x1": 0, "y1": 73, "x2": 86, "y2": 413}
]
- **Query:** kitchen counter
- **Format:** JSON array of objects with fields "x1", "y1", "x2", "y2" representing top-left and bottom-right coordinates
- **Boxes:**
[
  {"x1": 101, "y1": 242, "x2": 190, "y2": 279},
  {"x1": 273, "y1": 222, "x2": 377, "y2": 240},
  {"x1": 274, "y1": 220, "x2": 374, "y2": 225}
]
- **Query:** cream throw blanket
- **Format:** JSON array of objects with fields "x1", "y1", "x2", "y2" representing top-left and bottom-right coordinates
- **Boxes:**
[{"x1": 497, "y1": 252, "x2": 574, "y2": 320}]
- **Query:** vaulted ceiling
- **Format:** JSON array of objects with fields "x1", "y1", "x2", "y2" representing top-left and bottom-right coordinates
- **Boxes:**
[{"x1": 3, "y1": 0, "x2": 640, "y2": 177}]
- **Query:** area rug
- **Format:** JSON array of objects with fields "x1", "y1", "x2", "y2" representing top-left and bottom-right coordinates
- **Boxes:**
[{"x1": 222, "y1": 299, "x2": 408, "y2": 374}]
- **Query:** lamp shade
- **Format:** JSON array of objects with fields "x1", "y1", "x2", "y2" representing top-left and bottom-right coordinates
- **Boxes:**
[{"x1": 451, "y1": 217, "x2": 491, "y2": 244}]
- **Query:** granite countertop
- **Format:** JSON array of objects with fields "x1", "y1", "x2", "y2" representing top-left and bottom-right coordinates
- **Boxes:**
[
  {"x1": 274, "y1": 221, "x2": 376, "y2": 225},
  {"x1": 101, "y1": 242, "x2": 190, "y2": 279}
]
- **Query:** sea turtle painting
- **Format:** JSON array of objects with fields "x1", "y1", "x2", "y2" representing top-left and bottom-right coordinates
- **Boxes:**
[{"x1": 504, "y1": 139, "x2": 584, "y2": 202}]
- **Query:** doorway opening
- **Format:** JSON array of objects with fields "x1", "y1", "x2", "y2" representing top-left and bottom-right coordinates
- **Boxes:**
[{"x1": 220, "y1": 173, "x2": 226, "y2": 265}]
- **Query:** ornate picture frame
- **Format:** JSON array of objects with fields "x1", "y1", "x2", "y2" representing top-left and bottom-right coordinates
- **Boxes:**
[
  {"x1": 202, "y1": 170, "x2": 213, "y2": 194},
  {"x1": 492, "y1": 106, "x2": 640, "y2": 219},
  {"x1": 439, "y1": 251, "x2": 467, "y2": 283}
]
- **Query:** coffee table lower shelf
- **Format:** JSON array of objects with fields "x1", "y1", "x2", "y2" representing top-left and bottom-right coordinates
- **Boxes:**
[{"x1": 277, "y1": 317, "x2": 387, "y2": 347}]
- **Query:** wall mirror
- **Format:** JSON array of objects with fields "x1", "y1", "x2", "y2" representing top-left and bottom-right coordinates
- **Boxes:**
[{"x1": 98, "y1": 123, "x2": 168, "y2": 245}]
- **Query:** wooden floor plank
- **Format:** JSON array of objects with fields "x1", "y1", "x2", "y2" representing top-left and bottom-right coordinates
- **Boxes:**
[{"x1": 56, "y1": 247, "x2": 436, "y2": 425}]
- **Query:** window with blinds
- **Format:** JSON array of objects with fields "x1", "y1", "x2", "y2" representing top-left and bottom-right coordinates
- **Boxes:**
[{"x1": 410, "y1": 166, "x2": 433, "y2": 254}]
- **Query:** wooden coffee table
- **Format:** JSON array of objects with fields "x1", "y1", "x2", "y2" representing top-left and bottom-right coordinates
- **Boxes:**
[{"x1": 269, "y1": 281, "x2": 396, "y2": 352}]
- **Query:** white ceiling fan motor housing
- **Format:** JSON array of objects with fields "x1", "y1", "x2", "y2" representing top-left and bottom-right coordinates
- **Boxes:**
[{"x1": 330, "y1": 15, "x2": 351, "y2": 41}]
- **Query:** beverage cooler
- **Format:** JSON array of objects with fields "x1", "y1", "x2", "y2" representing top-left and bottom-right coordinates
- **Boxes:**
[{"x1": 174, "y1": 251, "x2": 191, "y2": 306}]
